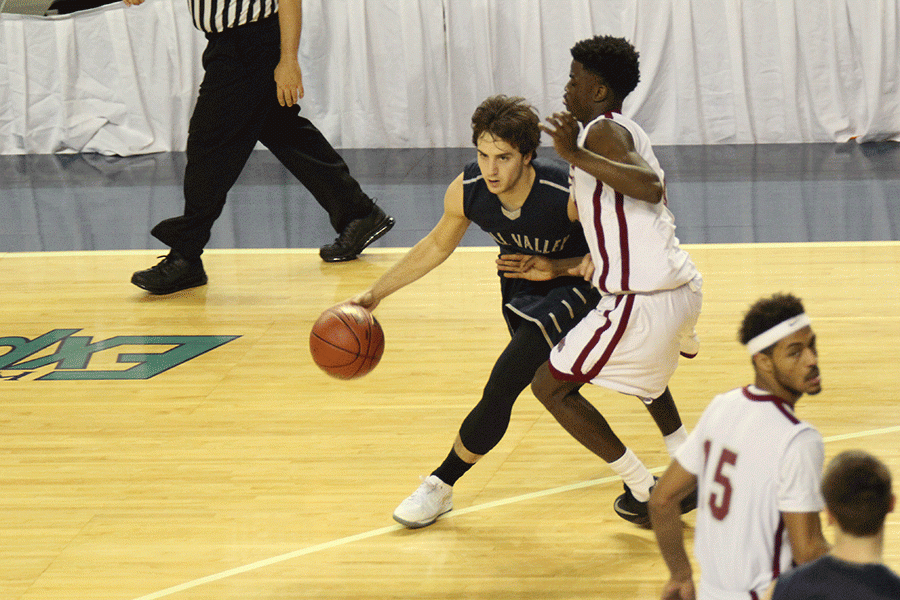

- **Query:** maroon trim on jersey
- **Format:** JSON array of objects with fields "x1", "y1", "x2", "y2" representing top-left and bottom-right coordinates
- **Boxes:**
[
  {"x1": 750, "y1": 592, "x2": 759, "y2": 600},
  {"x1": 592, "y1": 180, "x2": 610, "y2": 293},
  {"x1": 741, "y1": 386, "x2": 800, "y2": 425},
  {"x1": 549, "y1": 294, "x2": 634, "y2": 383},
  {"x1": 582, "y1": 293, "x2": 635, "y2": 380},
  {"x1": 593, "y1": 111, "x2": 629, "y2": 292},
  {"x1": 615, "y1": 190, "x2": 630, "y2": 291},
  {"x1": 548, "y1": 360, "x2": 589, "y2": 383},
  {"x1": 772, "y1": 515, "x2": 786, "y2": 578},
  {"x1": 570, "y1": 296, "x2": 620, "y2": 376}
]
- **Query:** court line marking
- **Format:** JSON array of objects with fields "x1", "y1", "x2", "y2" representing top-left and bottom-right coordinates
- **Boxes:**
[
  {"x1": 824, "y1": 425, "x2": 900, "y2": 442},
  {"x1": 4, "y1": 240, "x2": 900, "y2": 260},
  {"x1": 129, "y1": 423, "x2": 900, "y2": 600}
]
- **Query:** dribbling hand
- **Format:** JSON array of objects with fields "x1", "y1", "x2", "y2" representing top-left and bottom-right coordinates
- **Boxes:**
[{"x1": 349, "y1": 291, "x2": 380, "y2": 311}]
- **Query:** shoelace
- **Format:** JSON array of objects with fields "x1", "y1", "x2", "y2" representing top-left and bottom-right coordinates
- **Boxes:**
[
  {"x1": 147, "y1": 255, "x2": 171, "y2": 270},
  {"x1": 409, "y1": 476, "x2": 441, "y2": 501},
  {"x1": 335, "y1": 217, "x2": 369, "y2": 244}
]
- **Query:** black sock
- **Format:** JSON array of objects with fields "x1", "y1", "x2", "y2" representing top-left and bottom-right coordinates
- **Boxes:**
[{"x1": 431, "y1": 449, "x2": 474, "y2": 486}]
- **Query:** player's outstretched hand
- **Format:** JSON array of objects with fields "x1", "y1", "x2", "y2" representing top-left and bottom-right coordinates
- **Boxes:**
[
  {"x1": 348, "y1": 291, "x2": 380, "y2": 311},
  {"x1": 496, "y1": 254, "x2": 555, "y2": 281},
  {"x1": 660, "y1": 577, "x2": 696, "y2": 600},
  {"x1": 539, "y1": 111, "x2": 580, "y2": 162}
]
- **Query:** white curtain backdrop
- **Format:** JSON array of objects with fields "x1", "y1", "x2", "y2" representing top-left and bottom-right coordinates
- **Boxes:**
[{"x1": 1, "y1": 0, "x2": 898, "y2": 155}]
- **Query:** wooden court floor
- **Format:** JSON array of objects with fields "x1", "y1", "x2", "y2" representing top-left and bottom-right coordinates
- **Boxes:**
[{"x1": 1, "y1": 242, "x2": 899, "y2": 600}]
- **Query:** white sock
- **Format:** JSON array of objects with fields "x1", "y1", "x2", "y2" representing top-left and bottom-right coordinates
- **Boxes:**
[
  {"x1": 664, "y1": 425, "x2": 688, "y2": 458},
  {"x1": 608, "y1": 448, "x2": 655, "y2": 502}
]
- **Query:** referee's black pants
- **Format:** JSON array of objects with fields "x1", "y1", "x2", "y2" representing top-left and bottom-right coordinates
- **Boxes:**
[{"x1": 152, "y1": 14, "x2": 373, "y2": 262}]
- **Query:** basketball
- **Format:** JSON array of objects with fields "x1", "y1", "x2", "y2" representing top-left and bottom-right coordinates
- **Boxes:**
[{"x1": 309, "y1": 303, "x2": 385, "y2": 379}]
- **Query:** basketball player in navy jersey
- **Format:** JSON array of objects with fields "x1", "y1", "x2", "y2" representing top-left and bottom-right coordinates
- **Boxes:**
[{"x1": 347, "y1": 95, "x2": 607, "y2": 528}]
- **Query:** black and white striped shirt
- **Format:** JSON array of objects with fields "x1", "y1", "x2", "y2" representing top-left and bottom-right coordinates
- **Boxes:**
[{"x1": 189, "y1": 0, "x2": 277, "y2": 33}]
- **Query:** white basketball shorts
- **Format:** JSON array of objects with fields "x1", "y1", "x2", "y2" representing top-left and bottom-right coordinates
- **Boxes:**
[{"x1": 548, "y1": 277, "x2": 702, "y2": 399}]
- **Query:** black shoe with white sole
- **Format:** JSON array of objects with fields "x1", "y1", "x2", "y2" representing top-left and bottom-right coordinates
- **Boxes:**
[
  {"x1": 613, "y1": 477, "x2": 698, "y2": 528},
  {"x1": 320, "y1": 204, "x2": 395, "y2": 262}
]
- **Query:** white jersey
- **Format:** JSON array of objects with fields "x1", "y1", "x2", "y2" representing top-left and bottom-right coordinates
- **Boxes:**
[
  {"x1": 571, "y1": 113, "x2": 697, "y2": 294},
  {"x1": 676, "y1": 386, "x2": 825, "y2": 600}
]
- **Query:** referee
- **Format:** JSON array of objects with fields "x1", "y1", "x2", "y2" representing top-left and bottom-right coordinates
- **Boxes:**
[{"x1": 125, "y1": 0, "x2": 394, "y2": 294}]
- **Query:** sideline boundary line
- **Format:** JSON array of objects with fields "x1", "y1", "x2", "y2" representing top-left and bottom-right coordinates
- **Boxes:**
[{"x1": 4, "y1": 240, "x2": 900, "y2": 260}]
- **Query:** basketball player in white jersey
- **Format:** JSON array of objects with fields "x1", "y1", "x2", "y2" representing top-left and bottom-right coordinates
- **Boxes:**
[
  {"x1": 649, "y1": 293, "x2": 829, "y2": 600},
  {"x1": 501, "y1": 35, "x2": 702, "y2": 525}
]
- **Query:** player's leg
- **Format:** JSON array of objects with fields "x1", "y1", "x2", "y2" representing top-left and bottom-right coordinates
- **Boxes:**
[
  {"x1": 530, "y1": 361, "x2": 628, "y2": 461},
  {"x1": 638, "y1": 278, "x2": 702, "y2": 457},
  {"x1": 641, "y1": 386, "x2": 689, "y2": 456},
  {"x1": 393, "y1": 322, "x2": 548, "y2": 528},
  {"x1": 530, "y1": 362, "x2": 657, "y2": 513},
  {"x1": 635, "y1": 387, "x2": 697, "y2": 516}
]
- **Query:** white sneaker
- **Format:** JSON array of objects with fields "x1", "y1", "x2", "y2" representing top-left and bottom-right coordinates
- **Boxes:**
[{"x1": 392, "y1": 475, "x2": 453, "y2": 528}]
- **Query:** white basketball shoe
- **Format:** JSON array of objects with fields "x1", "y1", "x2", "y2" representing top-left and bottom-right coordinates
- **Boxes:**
[{"x1": 392, "y1": 475, "x2": 453, "y2": 528}]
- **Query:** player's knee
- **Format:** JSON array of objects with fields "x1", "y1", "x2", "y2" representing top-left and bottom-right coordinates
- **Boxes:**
[{"x1": 531, "y1": 365, "x2": 563, "y2": 409}]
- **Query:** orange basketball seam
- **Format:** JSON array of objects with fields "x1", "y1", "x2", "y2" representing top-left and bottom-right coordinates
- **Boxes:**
[{"x1": 309, "y1": 333, "x2": 361, "y2": 367}]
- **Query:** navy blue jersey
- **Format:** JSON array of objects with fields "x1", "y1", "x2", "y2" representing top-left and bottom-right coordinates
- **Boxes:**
[
  {"x1": 463, "y1": 158, "x2": 587, "y2": 259},
  {"x1": 462, "y1": 157, "x2": 599, "y2": 346},
  {"x1": 772, "y1": 555, "x2": 900, "y2": 600}
]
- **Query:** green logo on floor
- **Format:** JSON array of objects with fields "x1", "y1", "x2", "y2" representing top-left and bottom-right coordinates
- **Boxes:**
[{"x1": 0, "y1": 329, "x2": 239, "y2": 381}]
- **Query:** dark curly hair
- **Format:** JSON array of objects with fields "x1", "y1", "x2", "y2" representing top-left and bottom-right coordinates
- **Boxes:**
[
  {"x1": 570, "y1": 35, "x2": 641, "y2": 101},
  {"x1": 738, "y1": 293, "x2": 806, "y2": 353},
  {"x1": 471, "y1": 95, "x2": 541, "y2": 160}
]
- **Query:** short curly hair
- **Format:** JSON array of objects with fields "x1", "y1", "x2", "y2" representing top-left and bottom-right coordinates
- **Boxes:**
[
  {"x1": 738, "y1": 293, "x2": 806, "y2": 353},
  {"x1": 570, "y1": 35, "x2": 641, "y2": 101},
  {"x1": 471, "y1": 95, "x2": 541, "y2": 160}
]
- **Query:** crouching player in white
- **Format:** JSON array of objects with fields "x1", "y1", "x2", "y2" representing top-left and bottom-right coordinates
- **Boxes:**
[{"x1": 649, "y1": 293, "x2": 830, "y2": 600}]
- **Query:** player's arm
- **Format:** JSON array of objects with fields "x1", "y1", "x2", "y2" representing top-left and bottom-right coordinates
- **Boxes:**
[
  {"x1": 782, "y1": 511, "x2": 829, "y2": 564},
  {"x1": 649, "y1": 459, "x2": 698, "y2": 600},
  {"x1": 495, "y1": 254, "x2": 585, "y2": 281},
  {"x1": 541, "y1": 111, "x2": 663, "y2": 204},
  {"x1": 567, "y1": 192, "x2": 579, "y2": 221},
  {"x1": 352, "y1": 174, "x2": 471, "y2": 310},
  {"x1": 275, "y1": 0, "x2": 304, "y2": 107},
  {"x1": 496, "y1": 193, "x2": 593, "y2": 281},
  {"x1": 778, "y1": 428, "x2": 829, "y2": 564}
]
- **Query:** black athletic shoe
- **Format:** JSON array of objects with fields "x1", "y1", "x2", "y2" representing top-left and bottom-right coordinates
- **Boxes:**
[
  {"x1": 613, "y1": 477, "x2": 698, "y2": 528},
  {"x1": 613, "y1": 483, "x2": 653, "y2": 528},
  {"x1": 319, "y1": 204, "x2": 395, "y2": 262},
  {"x1": 131, "y1": 252, "x2": 207, "y2": 295}
]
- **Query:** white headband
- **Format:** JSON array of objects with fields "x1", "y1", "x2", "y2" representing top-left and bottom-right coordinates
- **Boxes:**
[{"x1": 746, "y1": 313, "x2": 811, "y2": 355}]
